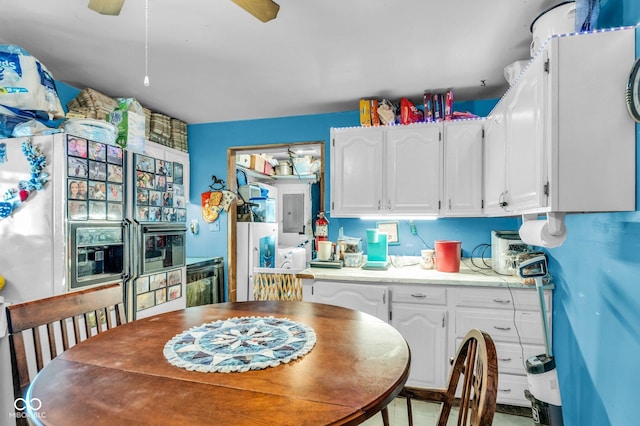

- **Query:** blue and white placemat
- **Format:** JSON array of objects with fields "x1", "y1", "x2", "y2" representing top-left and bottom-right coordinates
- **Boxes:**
[{"x1": 163, "y1": 316, "x2": 316, "y2": 373}]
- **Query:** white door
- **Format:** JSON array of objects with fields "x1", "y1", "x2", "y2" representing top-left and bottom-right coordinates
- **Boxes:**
[
  {"x1": 443, "y1": 120, "x2": 484, "y2": 216},
  {"x1": 313, "y1": 281, "x2": 389, "y2": 322},
  {"x1": 386, "y1": 124, "x2": 441, "y2": 215},
  {"x1": 330, "y1": 127, "x2": 384, "y2": 217}
]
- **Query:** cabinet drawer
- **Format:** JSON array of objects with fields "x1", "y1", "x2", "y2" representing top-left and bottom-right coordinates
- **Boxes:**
[
  {"x1": 392, "y1": 285, "x2": 447, "y2": 305},
  {"x1": 456, "y1": 338, "x2": 544, "y2": 376},
  {"x1": 497, "y1": 373, "x2": 530, "y2": 407},
  {"x1": 494, "y1": 341, "x2": 545, "y2": 376},
  {"x1": 454, "y1": 287, "x2": 551, "y2": 311},
  {"x1": 455, "y1": 308, "x2": 546, "y2": 345}
]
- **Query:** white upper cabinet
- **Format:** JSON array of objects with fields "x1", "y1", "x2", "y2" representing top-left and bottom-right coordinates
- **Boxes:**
[
  {"x1": 442, "y1": 119, "x2": 484, "y2": 217},
  {"x1": 331, "y1": 123, "x2": 441, "y2": 217},
  {"x1": 386, "y1": 124, "x2": 441, "y2": 215},
  {"x1": 483, "y1": 105, "x2": 507, "y2": 215},
  {"x1": 330, "y1": 126, "x2": 385, "y2": 217},
  {"x1": 484, "y1": 28, "x2": 636, "y2": 216}
]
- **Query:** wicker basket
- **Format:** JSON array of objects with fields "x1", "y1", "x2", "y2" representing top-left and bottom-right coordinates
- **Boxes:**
[{"x1": 253, "y1": 271, "x2": 303, "y2": 301}]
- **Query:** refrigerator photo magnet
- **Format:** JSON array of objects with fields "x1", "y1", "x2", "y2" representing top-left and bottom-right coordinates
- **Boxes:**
[
  {"x1": 168, "y1": 269, "x2": 182, "y2": 286},
  {"x1": 155, "y1": 288, "x2": 167, "y2": 305},
  {"x1": 137, "y1": 206, "x2": 149, "y2": 221},
  {"x1": 168, "y1": 285, "x2": 181, "y2": 300},
  {"x1": 107, "y1": 164, "x2": 123, "y2": 183},
  {"x1": 107, "y1": 203, "x2": 123, "y2": 221},
  {"x1": 89, "y1": 161, "x2": 107, "y2": 181},
  {"x1": 173, "y1": 163, "x2": 183, "y2": 185},
  {"x1": 136, "y1": 276, "x2": 150, "y2": 294},
  {"x1": 67, "y1": 136, "x2": 87, "y2": 158},
  {"x1": 68, "y1": 200, "x2": 88, "y2": 220},
  {"x1": 88, "y1": 201, "x2": 106, "y2": 220},
  {"x1": 107, "y1": 144, "x2": 123, "y2": 165},
  {"x1": 88, "y1": 141, "x2": 106, "y2": 162},
  {"x1": 150, "y1": 272, "x2": 167, "y2": 290},
  {"x1": 68, "y1": 157, "x2": 88, "y2": 178},
  {"x1": 136, "y1": 154, "x2": 155, "y2": 172},
  {"x1": 107, "y1": 183, "x2": 123, "y2": 202},
  {"x1": 137, "y1": 292, "x2": 154, "y2": 311}
]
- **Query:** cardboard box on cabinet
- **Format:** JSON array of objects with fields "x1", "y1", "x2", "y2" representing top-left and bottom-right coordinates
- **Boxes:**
[{"x1": 250, "y1": 154, "x2": 265, "y2": 173}]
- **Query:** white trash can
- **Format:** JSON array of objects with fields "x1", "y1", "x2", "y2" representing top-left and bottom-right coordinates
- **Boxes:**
[{"x1": 525, "y1": 354, "x2": 564, "y2": 426}]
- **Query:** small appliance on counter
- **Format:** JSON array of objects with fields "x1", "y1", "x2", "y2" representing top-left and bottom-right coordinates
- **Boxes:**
[
  {"x1": 491, "y1": 230, "x2": 531, "y2": 275},
  {"x1": 364, "y1": 228, "x2": 389, "y2": 269},
  {"x1": 276, "y1": 246, "x2": 306, "y2": 270}
]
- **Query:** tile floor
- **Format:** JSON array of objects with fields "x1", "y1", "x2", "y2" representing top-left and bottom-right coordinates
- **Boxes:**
[{"x1": 362, "y1": 398, "x2": 535, "y2": 426}]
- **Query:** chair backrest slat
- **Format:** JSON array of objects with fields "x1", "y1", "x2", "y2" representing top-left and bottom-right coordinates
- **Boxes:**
[
  {"x1": 6, "y1": 283, "x2": 127, "y2": 425},
  {"x1": 59, "y1": 318, "x2": 71, "y2": 351}
]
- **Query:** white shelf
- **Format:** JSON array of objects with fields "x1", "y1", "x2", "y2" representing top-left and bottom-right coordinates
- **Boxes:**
[{"x1": 237, "y1": 166, "x2": 317, "y2": 183}]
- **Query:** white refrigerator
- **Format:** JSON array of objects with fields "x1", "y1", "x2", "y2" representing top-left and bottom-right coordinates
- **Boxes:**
[
  {"x1": 236, "y1": 222, "x2": 278, "y2": 301},
  {"x1": 0, "y1": 134, "x2": 189, "y2": 424}
]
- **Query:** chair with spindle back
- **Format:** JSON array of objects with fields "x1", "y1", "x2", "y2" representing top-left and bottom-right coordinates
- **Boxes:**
[
  {"x1": 6, "y1": 283, "x2": 126, "y2": 424},
  {"x1": 400, "y1": 328, "x2": 498, "y2": 426}
]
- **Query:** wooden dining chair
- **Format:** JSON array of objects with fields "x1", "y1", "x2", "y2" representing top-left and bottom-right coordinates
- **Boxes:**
[
  {"x1": 6, "y1": 283, "x2": 126, "y2": 424},
  {"x1": 400, "y1": 328, "x2": 498, "y2": 426}
]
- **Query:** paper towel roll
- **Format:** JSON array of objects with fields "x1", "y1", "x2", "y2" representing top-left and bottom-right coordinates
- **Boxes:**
[{"x1": 519, "y1": 220, "x2": 567, "y2": 248}]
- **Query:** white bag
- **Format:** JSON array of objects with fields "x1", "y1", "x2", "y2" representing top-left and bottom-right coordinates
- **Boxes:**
[{"x1": 0, "y1": 45, "x2": 64, "y2": 119}]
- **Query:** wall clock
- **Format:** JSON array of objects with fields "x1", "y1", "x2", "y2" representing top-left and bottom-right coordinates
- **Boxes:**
[{"x1": 625, "y1": 56, "x2": 640, "y2": 122}]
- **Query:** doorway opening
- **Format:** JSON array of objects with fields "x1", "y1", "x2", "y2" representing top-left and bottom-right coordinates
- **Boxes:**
[{"x1": 226, "y1": 141, "x2": 325, "y2": 301}]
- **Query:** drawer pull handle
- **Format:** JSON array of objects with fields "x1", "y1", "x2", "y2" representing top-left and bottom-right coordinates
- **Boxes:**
[
  {"x1": 499, "y1": 389, "x2": 512, "y2": 393},
  {"x1": 499, "y1": 357, "x2": 512, "y2": 362},
  {"x1": 411, "y1": 293, "x2": 427, "y2": 298},
  {"x1": 493, "y1": 299, "x2": 512, "y2": 304},
  {"x1": 493, "y1": 326, "x2": 511, "y2": 331}
]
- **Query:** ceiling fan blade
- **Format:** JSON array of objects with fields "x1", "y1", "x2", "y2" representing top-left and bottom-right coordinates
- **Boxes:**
[
  {"x1": 88, "y1": 0, "x2": 125, "y2": 16},
  {"x1": 231, "y1": 0, "x2": 280, "y2": 23}
]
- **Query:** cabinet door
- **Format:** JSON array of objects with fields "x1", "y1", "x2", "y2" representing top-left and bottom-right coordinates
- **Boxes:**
[
  {"x1": 483, "y1": 107, "x2": 507, "y2": 216},
  {"x1": 392, "y1": 304, "x2": 448, "y2": 388},
  {"x1": 386, "y1": 124, "x2": 441, "y2": 214},
  {"x1": 443, "y1": 120, "x2": 484, "y2": 217},
  {"x1": 503, "y1": 52, "x2": 548, "y2": 213},
  {"x1": 330, "y1": 127, "x2": 384, "y2": 217},
  {"x1": 313, "y1": 281, "x2": 389, "y2": 322}
]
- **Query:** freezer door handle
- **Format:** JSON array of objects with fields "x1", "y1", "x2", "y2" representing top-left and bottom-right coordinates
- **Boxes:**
[{"x1": 122, "y1": 219, "x2": 131, "y2": 281}]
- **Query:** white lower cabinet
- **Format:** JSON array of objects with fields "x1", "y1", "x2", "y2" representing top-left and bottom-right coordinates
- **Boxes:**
[
  {"x1": 454, "y1": 287, "x2": 551, "y2": 406},
  {"x1": 305, "y1": 279, "x2": 551, "y2": 407},
  {"x1": 391, "y1": 285, "x2": 448, "y2": 388}
]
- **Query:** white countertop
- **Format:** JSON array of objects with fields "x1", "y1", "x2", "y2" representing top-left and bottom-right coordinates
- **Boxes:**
[{"x1": 299, "y1": 257, "x2": 547, "y2": 289}]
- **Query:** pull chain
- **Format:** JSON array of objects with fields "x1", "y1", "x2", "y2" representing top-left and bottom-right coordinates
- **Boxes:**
[{"x1": 144, "y1": 0, "x2": 150, "y2": 86}]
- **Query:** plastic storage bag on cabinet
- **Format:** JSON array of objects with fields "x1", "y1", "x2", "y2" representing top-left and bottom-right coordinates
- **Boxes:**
[
  {"x1": 0, "y1": 45, "x2": 65, "y2": 119},
  {"x1": 108, "y1": 98, "x2": 146, "y2": 152}
]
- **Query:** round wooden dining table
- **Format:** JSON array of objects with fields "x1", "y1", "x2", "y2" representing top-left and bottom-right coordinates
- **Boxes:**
[{"x1": 26, "y1": 301, "x2": 410, "y2": 426}]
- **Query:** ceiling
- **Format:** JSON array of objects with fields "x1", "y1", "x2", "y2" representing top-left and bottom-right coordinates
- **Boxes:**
[{"x1": 0, "y1": 0, "x2": 559, "y2": 125}]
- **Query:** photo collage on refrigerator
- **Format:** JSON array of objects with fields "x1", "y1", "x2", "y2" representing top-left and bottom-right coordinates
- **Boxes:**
[
  {"x1": 67, "y1": 135, "x2": 124, "y2": 221},
  {"x1": 134, "y1": 153, "x2": 186, "y2": 222},
  {"x1": 135, "y1": 268, "x2": 183, "y2": 312}
]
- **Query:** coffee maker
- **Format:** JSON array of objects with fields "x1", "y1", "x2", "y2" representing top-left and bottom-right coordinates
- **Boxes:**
[{"x1": 365, "y1": 229, "x2": 389, "y2": 269}]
